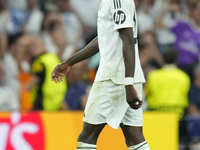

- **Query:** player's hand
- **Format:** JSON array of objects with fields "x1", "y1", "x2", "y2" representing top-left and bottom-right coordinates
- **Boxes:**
[
  {"x1": 51, "y1": 62, "x2": 71, "y2": 83},
  {"x1": 125, "y1": 85, "x2": 143, "y2": 109}
]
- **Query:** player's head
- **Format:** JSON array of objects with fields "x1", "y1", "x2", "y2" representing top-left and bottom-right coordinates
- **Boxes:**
[{"x1": 162, "y1": 48, "x2": 178, "y2": 65}]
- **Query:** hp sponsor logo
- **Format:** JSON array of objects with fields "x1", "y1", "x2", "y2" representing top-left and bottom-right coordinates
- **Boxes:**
[{"x1": 113, "y1": 10, "x2": 126, "y2": 25}]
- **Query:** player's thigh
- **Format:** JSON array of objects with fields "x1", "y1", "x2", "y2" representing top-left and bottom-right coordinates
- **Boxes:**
[
  {"x1": 120, "y1": 124, "x2": 145, "y2": 147},
  {"x1": 78, "y1": 122, "x2": 106, "y2": 144}
]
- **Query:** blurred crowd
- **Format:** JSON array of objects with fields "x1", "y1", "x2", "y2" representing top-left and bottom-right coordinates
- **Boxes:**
[{"x1": 0, "y1": 0, "x2": 200, "y2": 149}]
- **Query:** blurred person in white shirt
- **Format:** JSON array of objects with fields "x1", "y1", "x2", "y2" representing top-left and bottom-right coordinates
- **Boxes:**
[
  {"x1": 134, "y1": 0, "x2": 154, "y2": 35},
  {"x1": 0, "y1": 59, "x2": 20, "y2": 110},
  {"x1": 57, "y1": 0, "x2": 84, "y2": 49},
  {"x1": 1, "y1": 0, "x2": 43, "y2": 35},
  {"x1": 70, "y1": 0, "x2": 101, "y2": 43},
  {"x1": 41, "y1": 12, "x2": 76, "y2": 61},
  {"x1": 155, "y1": 0, "x2": 188, "y2": 52},
  {"x1": 24, "y1": 0, "x2": 44, "y2": 35},
  {"x1": 0, "y1": 32, "x2": 31, "y2": 110}
]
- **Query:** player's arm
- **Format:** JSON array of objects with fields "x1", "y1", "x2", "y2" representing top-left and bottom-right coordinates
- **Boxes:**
[
  {"x1": 118, "y1": 28, "x2": 142, "y2": 109},
  {"x1": 51, "y1": 37, "x2": 99, "y2": 83}
]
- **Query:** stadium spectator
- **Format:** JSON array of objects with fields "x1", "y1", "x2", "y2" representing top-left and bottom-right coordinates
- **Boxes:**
[
  {"x1": 145, "y1": 48, "x2": 190, "y2": 120},
  {"x1": 139, "y1": 31, "x2": 163, "y2": 71},
  {"x1": 62, "y1": 62, "x2": 88, "y2": 110},
  {"x1": 26, "y1": 37, "x2": 67, "y2": 111},
  {"x1": 0, "y1": 59, "x2": 20, "y2": 111},
  {"x1": 1, "y1": 0, "x2": 43, "y2": 35},
  {"x1": 156, "y1": 0, "x2": 200, "y2": 80},
  {"x1": 134, "y1": 0, "x2": 154, "y2": 35},
  {"x1": 185, "y1": 63, "x2": 200, "y2": 150},
  {"x1": 0, "y1": 0, "x2": 11, "y2": 36},
  {"x1": 188, "y1": 63, "x2": 200, "y2": 115},
  {"x1": 8, "y1": 0, "x2": 26, "y2": 10},
  {"x1": 24, "y1": 0, "x2": 44, "y2": 35},
  {"x1": 41, "y1": 12, "x2": 75, "y2": 61},
  {"x1": 155, "y1": 0, "x2": 188, "y2": 52},
  {"x1": 69, "y1": 0, "x2": 101, "y2": 43},
  {"x1": 0, "y1": 32, "x2": 30, "y2": 111},
  {"x1": 57, "y1": 0, "x2": 84, "y2": 49},
  {"x1": 141, "y1": 0, "x2": 165, "y2": 21}
]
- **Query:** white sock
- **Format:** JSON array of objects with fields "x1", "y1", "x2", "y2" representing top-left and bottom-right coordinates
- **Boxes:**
[
  {"x1": 76, "y1": 142, "x2": 97, "y2": 150},
  {"x1": 129, "y1": 141, "x2": 150, "y2": 150}
]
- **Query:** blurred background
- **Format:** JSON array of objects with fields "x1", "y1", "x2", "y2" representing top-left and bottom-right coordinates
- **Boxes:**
[{"x1": 0, "y1": 0, "x2": 200, "y2": 150}]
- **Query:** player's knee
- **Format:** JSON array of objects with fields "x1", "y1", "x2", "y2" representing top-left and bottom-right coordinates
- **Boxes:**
[
  {"x1": 78, "y1": 123, "x2": 106, "y2": 144},
  {"x1": 78, "y1": 130, "x2": 98, "y2": 144}
]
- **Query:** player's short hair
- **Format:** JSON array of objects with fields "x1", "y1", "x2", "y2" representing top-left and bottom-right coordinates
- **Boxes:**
[{"x1": 162, "y1": 47, "x2": 178, "y2": 64}]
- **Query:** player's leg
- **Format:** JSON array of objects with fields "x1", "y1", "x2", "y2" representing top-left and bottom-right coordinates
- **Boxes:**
[
  {"x1": 76, "y1": 122, "x2": 106, "y2": 150},
  {"x1": 120, "y1": 124, "x2": 150, "y2": 150}
]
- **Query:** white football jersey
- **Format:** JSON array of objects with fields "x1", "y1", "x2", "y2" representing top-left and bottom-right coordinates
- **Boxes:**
[{"x1": 95, "y1": 0, "x2": 145, "y2": 84}]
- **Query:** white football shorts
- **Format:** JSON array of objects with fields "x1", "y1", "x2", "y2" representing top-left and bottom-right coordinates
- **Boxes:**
[{"x1": 83, "y1": 80, "x2": 143, "y2": 129}]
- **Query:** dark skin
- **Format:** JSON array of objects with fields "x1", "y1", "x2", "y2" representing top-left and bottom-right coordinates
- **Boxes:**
[
  {"x1": 120, "y1": 28, "x2": 143, "y2": 109},
  {"x1": 51, "y1": 28, "x2": 145, "y2": 147},
  {"x1": 51, "y1": 37, "x2": 99, "y2": 83}
]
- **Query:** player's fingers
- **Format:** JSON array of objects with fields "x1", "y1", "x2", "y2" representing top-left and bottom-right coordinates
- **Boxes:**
[
  {"x1": 129, "y1": 102, "x2": 134, "y2": 109},
  {"x1": 137, "y1": 98, "x2": 143, "y2": 103},
  {"x1": 61, "y1": 76, "x2": 64, "y2": 81},
  {"x1": 132, "y1": 99, "x2": 141, "y2": 109},
  {"x1": 135, "y1": 96, "x2": 143, "y2": 105},
  {"x1": 53, "y1": 76, "x2": 58, "y2": 83},
  {"x1": 51, "y1": 67, "x2": 57, "y2": 81},
  {"x1": 57, "y1": 73, "x2": 65, "y2": 82},
  {"x1": 51, "y1": 70, "x2": 55, "y2": 81},
  {"x1": 51, "y1": 64, "x2": 61, "y2": 80},
  {"x1": 129, "y1": 99, "x2": 138, "y2": 109},
  {"x1": 57, "y1": 76, "x2": 61, "y2": 83},
  {"x1": 136, "y1": 101, "x2": 142, "y2": 108}
]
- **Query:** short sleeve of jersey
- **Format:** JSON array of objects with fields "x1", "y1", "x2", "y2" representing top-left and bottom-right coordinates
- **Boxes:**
[{"x1": 111, "y1": 0, "x2": 135, "y2": 31}]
